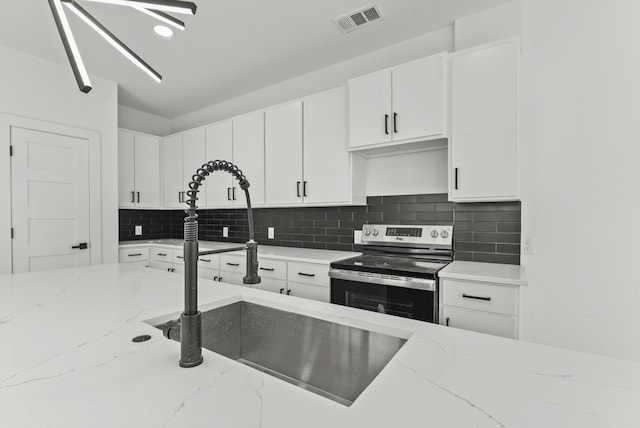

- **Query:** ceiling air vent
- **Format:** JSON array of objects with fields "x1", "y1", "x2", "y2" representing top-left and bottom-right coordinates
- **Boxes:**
[{"x1": 334, "y1": 4, "x2": 384, "y2": 34}]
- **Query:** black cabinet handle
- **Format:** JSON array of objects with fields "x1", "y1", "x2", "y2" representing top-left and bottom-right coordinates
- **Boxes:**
[
  {"x1": 137, "y1": 192, "x2": 140, "y2": 203},
  {"x1": 72, "y1": 243, "x2": 88, "y2": 250},
  {"x1": 287, "y1": 290, "x2": 292, "y2": 295},
  {"x1": 393, "y1": 112, "x2": 398, "y2": 133},
  {"x1": 214, "y1": 276, "x2": 219, "y2": 281},
  {"x1": 462, "y1": 293, "x2": 491, "y2": 301},
  {"x1": 232, "y1": 187, "x2": 236, "y2": 200},
  {"x1": 384, "y1": 114, "x2": 389, "y2": 135},
  {"x1": 454, "y1": 168, "x2": 459, "y2": 190},
  {"x1": 218, "y1": 277, "x2": 223, "y2": 282},
  {"x1": 176, "y1": 256, "x2": 184, "y2": 259},
  {"x1": 128, "y1": 253, "x2": 143, "y2": 257},
  {"x1": 131, "y1": 191, "x2": 135, "y2": 203},
  {"x1": 226, "y1": 262, "x2": 240, "y2": 267},
  {"x1": 259, "y1": 267, "x2": 274, "y2": 271},
  {"x1": 296, "y1": 181, "x2": 301, "y2": 197},
  {"x1": 227, "y1": 187, "x2": 231, "y2": 201},
  {"x1": 298, "y1": 272, "x2": 315, "y2": 277},
  {"x1": 199, "y1": 258, "x2": 211, "y2": 263},
  {"x1": 157, "y1": 253, "x2": 167, "y2": 257},
  {"x1": 178, "y1": 192, "x2": 182, "y2": 203},
  {"x1": 446, "y1": 317, "x2": 450, "y2": 326},
  {"x1": 171, "y1": 268, "x2": 176, "y2": 273},
  {"x1": 279, "y1": 288, "x2": 285, "y2": 294},
  {"x1": 303, "y1": 181, "x2": 307, "y2": 197}
]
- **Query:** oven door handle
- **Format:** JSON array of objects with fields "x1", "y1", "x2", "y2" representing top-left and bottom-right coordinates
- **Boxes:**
[{"x1": 328, "y1": 269, "x2": 436, "y2": 292}]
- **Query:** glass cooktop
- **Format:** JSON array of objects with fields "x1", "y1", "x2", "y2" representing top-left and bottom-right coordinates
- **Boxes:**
[{"x1": 330, "y1": 255, "x2": 449, "y2": 278}]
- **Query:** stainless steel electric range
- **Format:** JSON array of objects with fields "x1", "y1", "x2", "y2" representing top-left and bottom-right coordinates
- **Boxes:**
[{"x1": 329, "y1": 224, "x2": 453, "y2": 323}]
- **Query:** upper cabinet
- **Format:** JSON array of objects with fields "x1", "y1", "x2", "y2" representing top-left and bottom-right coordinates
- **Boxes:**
[
  {"x1": 449, "y1": 38, "x2": 519, "y2": 202},
  {"x1": 161, "y1": 134, "x2": 184, "y2": 209},
  {"x1": 348, "y1": 53, "x2": 448, "y2": 151},
  {"x1": 182, "y1": 128, "x2": 206, "y2": 207},
  {"x1": 264, "y1": 88, "x2": 364, "y2": 206},
  {"x1": 118, "y1": 130, "x2": 160, "y2": 208},
  {"x1": 205, "y1": 121, "x2": 234, "y2": 207},
  {"x1": 233, "y1": 111, "x2": 265, "y2": 207}
]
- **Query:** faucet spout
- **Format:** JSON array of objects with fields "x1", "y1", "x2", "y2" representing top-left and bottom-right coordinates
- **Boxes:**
[{"x1": 178, "y1": 160, "x2": 261, "y2": 368}]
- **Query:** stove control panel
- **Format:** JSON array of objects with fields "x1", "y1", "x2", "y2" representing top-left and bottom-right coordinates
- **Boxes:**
[{"x1": 362, "y1": 224, "x2": 453, "y2": 247}]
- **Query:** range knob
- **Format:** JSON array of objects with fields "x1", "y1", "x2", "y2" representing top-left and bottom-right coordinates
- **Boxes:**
[
  {"x1": 372, "y1": 229, "x2": 379, "y2": 237},
  {"x1": 441, "y1": 230, "x2": 449, "y2": 239},
  {"x1": 364, "y1": 229, "x2": 371, "y2": 236},
  {"x1": 430, "y1": 230, "x2": 439, "y2": 238}
]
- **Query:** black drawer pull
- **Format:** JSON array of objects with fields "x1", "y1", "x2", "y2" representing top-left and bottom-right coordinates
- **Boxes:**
[
  {"x1": 260, "y1": 267, "x2": 274, "y2": 271},
  {"x1": 128, "y1": 253, "x2": 142, "y2": 257},
  {"x1": 462, "y1": 293, "x2": 491, "y2": 301},
  {"x1": 157, "y1": 253, "x2": 167, "y2": 257},
  {"x1": 199, "y1": 259, "x2": 211, "y2": 262},
  {"x1": 298, "y1": 272, "x2": 315, "y2": 277},
  {"x1": 176, "y1": 256, "x2": 184, "y2": 259},
  {"x1": 279, "y1": 288, "x2": 285, "y2": 294},
  {"x1": 226, "y1": 262, "x2": 240, "y2": 267}
]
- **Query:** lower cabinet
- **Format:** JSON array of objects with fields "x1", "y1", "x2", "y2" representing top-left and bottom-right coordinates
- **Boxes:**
[
  {"x1": 440, "y1": 278, "x2": 519, "y2": 339},
  {"x1": 119, "y1": 247, "x2": 149, "y2": 266}
]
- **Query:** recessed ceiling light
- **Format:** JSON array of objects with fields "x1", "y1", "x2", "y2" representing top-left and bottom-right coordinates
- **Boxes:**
[{"x1": 154, "y1": 25, "x2": 173, "y2": 37}]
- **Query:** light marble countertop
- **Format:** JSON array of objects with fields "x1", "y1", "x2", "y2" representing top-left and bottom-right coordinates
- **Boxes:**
[
  {"x1": 119, "y1": 239, "x2": 360, "y2": 264},
  {"x1": 1, "y1": 264, "x2": 639, "y2": 427},
  {"x1": 439, "y1": 260, "x2": 528, "y2": 286}
]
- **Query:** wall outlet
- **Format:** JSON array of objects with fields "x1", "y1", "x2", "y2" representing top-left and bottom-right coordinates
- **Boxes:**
[
  {"x1": 223, "y1": 227, "x2": 229, "y2": 238},
  {"x1": 523, "y1": 236, "x2": 534, "y2": 254},
  {"x1": 135, "y1": 225, "x2": 142, "y2": 236},
  {"x1": 268, "y1": 227, "x2": 275, "y2": 239},
  {"x1": 354, "y1": 230, "x2": 362, "y2": 244}
]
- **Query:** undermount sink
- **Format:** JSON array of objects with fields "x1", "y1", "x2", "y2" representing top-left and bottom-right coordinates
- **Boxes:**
[{"x1": 153, "y1": 301, "x2": 407, "y2": 406}]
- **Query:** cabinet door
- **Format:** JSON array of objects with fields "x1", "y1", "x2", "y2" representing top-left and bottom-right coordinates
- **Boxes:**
[
  {"x1": 348, "y1": 71, "x2": 392, "y2": 148},
  {"x1": 303, "y1": 88, "x2": 350, "y2": 204},
  {"x1": 252, "y1": 277, "x2": 286, "y2": 294},
  {"x1": 442, "y1": 306, "x2": 517, "y2": 339},
  {"x1": 233, "y1": 111, "x2": 265, "y2": 207},
  {"x1": 182, "y1": 128, "x2": 207, "y2": 207},
  {"x1": 392, "y1": 54, "x2": 446, "y2": 141},
  {"x1": 134, "y1": 134, "x2": 161, "y2": 208},
  {"x1": 286, "y1": 282, "x2": 330, "y2": 303},
  {"x1": 205, "y1": 121, "x2": 234, "y2": 207},
  {"x1": 265, "y1": 101, "x2": 303, "y2": 205},
  {"x1": 118, "y1": 130, "x2": 135, "y2": 207},
  {"x1": 162, "y1": 134, "x2": 184, "y2": 208},
  {"x1": 450, "y1": 39, "x2": 518, "y2": 201}
]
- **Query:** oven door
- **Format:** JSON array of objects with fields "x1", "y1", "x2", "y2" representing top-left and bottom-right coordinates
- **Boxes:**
[{"x1": 329, "y1": 269, "x2": 438, "y2": 323}]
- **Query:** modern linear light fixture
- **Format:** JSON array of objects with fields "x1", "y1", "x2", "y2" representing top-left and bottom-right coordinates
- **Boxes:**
[{"x1": 48, "y1": 0, "x2": 197, "y2": 93}]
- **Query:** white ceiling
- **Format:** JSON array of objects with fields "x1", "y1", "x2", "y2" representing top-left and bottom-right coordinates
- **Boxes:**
[{"x1": 0, "y1": 0, "x2": 510, "y2": 119}]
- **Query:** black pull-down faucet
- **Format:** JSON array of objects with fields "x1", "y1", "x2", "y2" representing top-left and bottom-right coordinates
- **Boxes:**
[{"x1": 174, "y1": 160, "x2": 261, "y2": 368}]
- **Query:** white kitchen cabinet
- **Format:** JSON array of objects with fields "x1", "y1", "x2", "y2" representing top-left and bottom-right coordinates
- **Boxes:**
[
  {"x1": 219, "y1": 253, "x2": 247, "y2": 286},
  {"x1": 118, "y1": 247, "x2": 149, "y2": 265},
  {"x1": 118, "y1": 130, "x2": 161, "y2": 208},
  {"x1": 449, "y1": 38, "x2": 519, "y2": 202},
  {"x1": 348, "y1": 53, "x2": 447, "y2": 150},
  {"x1": 303, "y1": 88, "x2": 351, "y2": 204},
  {"x1": 182, "y1": 128, "x2": 207, "y2": 207},
  {"x1": 233, "y1": 111, "x2": 265, "y2": 207},
  {"x1": 162, "y1": 134, "x2": 184, "y2": 208},
  {"x1": 265, "y1": 101, "x2": 303, "y2": 205},
  {"x1": 440, "y1": 277, "x2": 520, "y2": 339},
  {"x1": 205, "y1": 121, "x2": 234, "y2": 207}
]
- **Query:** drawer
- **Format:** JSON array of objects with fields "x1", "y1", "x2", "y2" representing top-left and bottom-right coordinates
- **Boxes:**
[
  {"x1": 119, "y1": 247, "x2": 149, "y2": 263},
  {"x1": 257, "y1": 258, "x2": 287, "y2": 280},
  {"x1": 150, "y1": 247, "x2": 172, "y2": 267},
  {"x1": 287, "y1": 281, "x2": 330, "y2": 303},
  {"x1": 217, "y1": 270, "x2": 245, "y2": 286},
  {"x1": 173, "y1": 249, "x2": 184, "y2": 265},
  {"x1": 287, "y1": 261, "x2": 329, "y2": 287},
  {"x1": 220, "y1": 254, "x2": 246, "y2": 273},
  {"x1": 197, "y1": 254, "x2": 220, "y2": 270},
  {"x1": 441, "y1": 279, "x2": 517, "y2": 315},
  {"x1": 442, "y1": 306, "x2": 517, "y2": 339}
]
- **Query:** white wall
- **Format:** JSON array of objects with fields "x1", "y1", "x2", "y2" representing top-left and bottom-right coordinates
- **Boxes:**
[
  {"x1": 518, "y1": 0, "x2": 640, "y2": 361},
  {"x1": 454, "y1": 1, "x2": 521, "y2": 50},
  {"x1": 118, "y1": 105, "x2": 172, "y2": 136},
  {"x1": 0, "y1": 45, "x2": 119, "y2": 266},
  {"x1": 171, "y1": 26, "x2": 454, "y2": 133}
]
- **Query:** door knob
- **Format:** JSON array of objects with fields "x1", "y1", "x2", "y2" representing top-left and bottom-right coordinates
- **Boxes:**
[{"x1": 71, "y1": 243, "x2": 88, "y2": 250}]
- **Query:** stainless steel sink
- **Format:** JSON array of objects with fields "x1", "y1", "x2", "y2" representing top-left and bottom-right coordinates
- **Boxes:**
[{"x1": 154, "y1": 301, "x2": 407, "y2": 406}]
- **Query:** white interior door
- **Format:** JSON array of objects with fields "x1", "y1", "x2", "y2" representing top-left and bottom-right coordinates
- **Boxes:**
[{"x1": 11, "y1": 127, "x2": 90, "y2": 273}]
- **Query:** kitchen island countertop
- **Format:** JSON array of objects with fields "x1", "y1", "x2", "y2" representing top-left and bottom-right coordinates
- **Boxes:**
[{"x1": 1, "y1": 264, "x2": 638, "y2": 427}]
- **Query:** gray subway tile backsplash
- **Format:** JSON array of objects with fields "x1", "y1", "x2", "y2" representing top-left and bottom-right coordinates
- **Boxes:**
[{"x1": 119, "y1": 193, "x2": 521, "y2": 265}]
